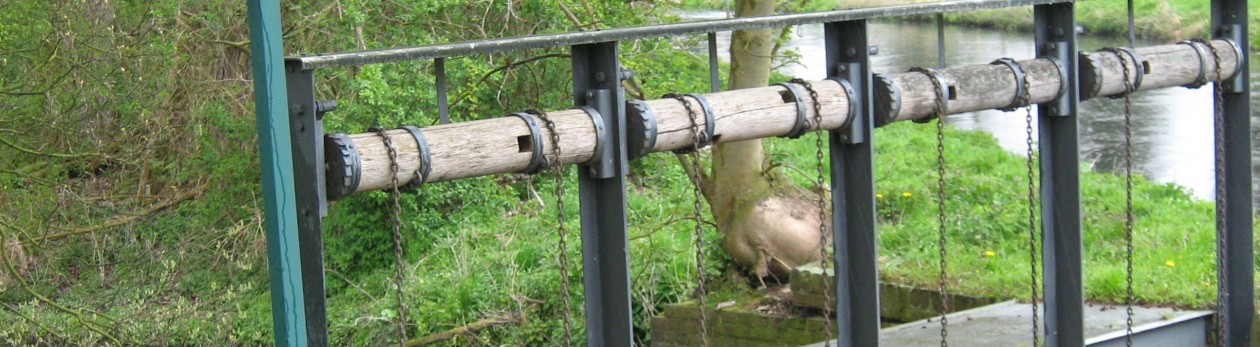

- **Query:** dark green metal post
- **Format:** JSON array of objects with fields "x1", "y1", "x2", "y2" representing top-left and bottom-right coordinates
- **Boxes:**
[{"x1": 247, "y1": 1, "x2": 308, "y2": 346}]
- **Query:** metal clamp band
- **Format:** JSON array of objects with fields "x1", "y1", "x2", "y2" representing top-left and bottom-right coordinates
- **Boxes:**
[
  {"x1": 625, "y1": 99, "x2": 658, "y2": 160},
  {"x1": 990, "y1": 58, "x2": 1029, "y2": 111},
  {"x1": 398, "y1": 125, "x2": 431, "y2": 190},
  {"x1": 324, "y1": 133, "x2": 361, "y2": 200},
  {"x1": 1217, "y1": 38, "x2": 1244, "y2": 82},
  {"x1": 908, "y1": 67, "x2": 950, "y2": 123},
  {"x1": 1179, "y1": 39, "x2": 1210, "y2": 89},
  {"x1": 774, "y1": 82, "x2": 810, "y2": 139},
  {"x1": 687, "y1": 93, "x2": 716, "y2": 149},
  {"x1": 577, "y1": 105, "x2": 607, "y2": 167},
  {"x1": 1098, "y1": 47, "x2": 1146, "y2": 99},
  {"x1": 826, "y1": 77, "x2": 859, "y2": 131},
  {"x1": 670, "y1": 93, "x2": 716, "y2": 154},
  {"x1": 1079, "y1": 51, "x2": 1104, "y2": 100},
  {"x1": 510, "y1": 112, "x2": 547, "y2": 174}
]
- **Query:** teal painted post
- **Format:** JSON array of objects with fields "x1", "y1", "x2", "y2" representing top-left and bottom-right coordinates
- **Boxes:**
[{"x1": 247, "y1": 1, "x2": 308, "y2": 346}]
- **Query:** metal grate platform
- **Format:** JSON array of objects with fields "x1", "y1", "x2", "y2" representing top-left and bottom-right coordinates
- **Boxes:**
[{"x1": 804, "y1": 300, "x2": 1213, "y2": 347}]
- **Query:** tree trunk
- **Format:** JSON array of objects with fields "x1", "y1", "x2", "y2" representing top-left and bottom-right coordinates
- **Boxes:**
[{"x1": 708, "y1": 0, "x2": 828, "y2": 282}]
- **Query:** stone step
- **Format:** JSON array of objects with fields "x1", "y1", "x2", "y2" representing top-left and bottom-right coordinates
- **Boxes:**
[{"x1": 802, "y1": 300, "x2": 1213, "y2": 347}]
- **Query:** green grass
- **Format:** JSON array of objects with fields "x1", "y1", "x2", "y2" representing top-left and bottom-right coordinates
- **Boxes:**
[{"x1": 768, "y1": 121, "x2": 1230, "y2": 308}]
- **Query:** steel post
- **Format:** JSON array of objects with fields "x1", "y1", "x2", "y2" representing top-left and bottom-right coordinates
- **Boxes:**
[
  {"x1": 1034, "y1": 3, "x2": 1082, "y2": 347},
  {"x1": 246, "y1": 1, "x2": 308, "y2": 345},
  {"x1": 1212, "y1": 0, "x2": 1252, "y2": 345},
  {"x1": 284, "y1": 63, "x2": 330, "y2": 346},
  {"x1": 572, "y1": 41, "x2": 634, "y2": 346},
  {"x1": 825, "y1": 19, "x2": 880, "y2": 347}
]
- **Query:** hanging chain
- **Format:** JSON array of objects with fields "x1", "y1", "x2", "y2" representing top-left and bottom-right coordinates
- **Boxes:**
[
  {"x1": 1015, "y1": 61, "x2": 1041, "y2": 347},
  {"x1": 664, "y1": 93, "x2": 710, "y2": 347},
  {"x1": 372, "y1": 127, "x2": 409, "y2": 347},
  {"x1": 1196, "y1": 38, "x2": 1228, "y2": 347},
  {"x1": 790, "y1": 78, "x2": 834, "y2": 347},
  {"x1": 526, "y1": 109, "x2": 575, "y2": 347},
  {"x1": 911, "y1": 67, "x2": 950, "y2": 346},
  {"x1": 1100, "y1": 47, "x2": 1139, "y2": 347}
]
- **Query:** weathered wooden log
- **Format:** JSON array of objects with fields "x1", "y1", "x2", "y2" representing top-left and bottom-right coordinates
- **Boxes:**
[
  {"x1": 879, "y1": 58, "x2": 1063, "y2": 123},
  {"x1": 1079, "y1": 39, "x2": 1242, "y2": 99},
  {"x1": 326, "y1": 40, "x2": 1242, "y2": 198}
]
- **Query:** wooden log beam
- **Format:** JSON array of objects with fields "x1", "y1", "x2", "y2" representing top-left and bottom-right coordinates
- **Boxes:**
[
  {"x1": 328, "y1": 40, "x2": 1241, "y2": 196},
  {"x1": 1080, "y1": 39, "x2": 1241, "y2": 99}
]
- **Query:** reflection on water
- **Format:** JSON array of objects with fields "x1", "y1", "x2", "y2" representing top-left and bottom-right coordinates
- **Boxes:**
[{"x1": 688, "y1": 12, "x2": 1259, "y2": 202}]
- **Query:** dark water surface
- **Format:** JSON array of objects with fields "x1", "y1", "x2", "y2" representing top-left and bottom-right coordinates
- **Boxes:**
[{"x1": 689, "y1": 12, "x2": 1260, "y2": 203}]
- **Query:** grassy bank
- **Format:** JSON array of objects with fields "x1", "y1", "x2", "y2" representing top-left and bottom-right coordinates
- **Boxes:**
[{"x1": 684, "y1": 0, "x2": 1260, "y2": 49}]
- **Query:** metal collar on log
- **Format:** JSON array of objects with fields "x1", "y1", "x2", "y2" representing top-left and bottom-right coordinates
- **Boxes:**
[
  {"x1": 1098, "y1": 47, "x2": 1145, "y2": 99},
  {"x1": 908, "y1": 67, "x2": 950, "y2": 122},
  {"x1": 1179, "y1": 39, "x2": 1211, "y2": 89},
  {"x1": 576, "y1": 105, "x2": 608, "y2": 167},
  {"x1": 990, "y1": 58, "x2": 1029, "y2": 111},
  {"x1": 872, "y1": 73, "x2": 901, "y2": 127},
  {"x1": 625, "y1": 99, "x2": 657, "y2": 160},
  {"x1": 774, "y1": 82, "x2": 810, "y2": 139},
  {"x1": 1216, "y1": 37, "x2": 1245, "y2": 84},
  {"x1": 1079, "y1": 51, "x2": 1105, "y2": 100},
  {"x1": 511, "y1": 112, "x2": 548, "y2": 174},
  {"x1": 398, "y1": 125, "x2": 432, "y2": 191},
  {"x1": 668, "y1": 93, "x2": 716, "y2": 153},
  {"x1": 826, "y1": 77, "x2": 860, "y2": 130},
  {"x1": 324, "y1": 133, "x2": 361, "y2": 201}
]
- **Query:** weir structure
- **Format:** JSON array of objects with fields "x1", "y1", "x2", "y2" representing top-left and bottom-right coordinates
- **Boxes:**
[{"x1": 247, "y1": 0, "x2": 1251, "y2": 346}]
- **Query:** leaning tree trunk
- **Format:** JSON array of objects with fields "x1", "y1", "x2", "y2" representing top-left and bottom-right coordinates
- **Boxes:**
[{"x1": 704, "y1": 0, "x2": 828, "y2": 282}]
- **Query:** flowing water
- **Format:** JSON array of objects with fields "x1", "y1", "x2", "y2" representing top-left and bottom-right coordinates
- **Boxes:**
[{"x1": 687, "y1": 12, "x2": 1260, "y2": 203}]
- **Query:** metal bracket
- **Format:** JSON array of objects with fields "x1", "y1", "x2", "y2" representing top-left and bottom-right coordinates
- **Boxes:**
[
  {"x1": 398, "y1": 125, "x2": 431, "y2": 191},
  {"x1": 1040, "y1": 40, "x2": 1072, "y2": 116},
  {"x1": 577, "y1": 105, "x2": 609, "y2": 168},
  {"x1": 991, "y1": 58, "x2": 1029, "y2": 111},
  {"x1": 510, "y1": 112, "x2": 548, "y2": 174},
  {"x1": 1180, "y1": 39, "x2": 1212, "y2": 89},
  {"x1": 1218, "y1": 25, "x2": 1246, "y2": 93},
  {"x1": 581, "y1": 90, "x2": 616, "y2": 178},
  {"x1": 774, "y1": 82, "x2": 810, "y2": 139},
  {"x1": 836, "y1": 61, "x2": 866, "y2": 144},
  {"x1": 827, "y1": 77, "x2": 860, "y2": 132},
  {"x1": 624, "y1": 99, "x2": 657, "y2": 160}
]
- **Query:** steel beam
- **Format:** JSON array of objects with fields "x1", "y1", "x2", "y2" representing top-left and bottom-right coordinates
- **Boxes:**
[
  {"x1": 246, "y1": 1, "x2": 308, "y2": 345},
  {"x1": 284, "y1": 63, "x2": 330, "y2": 346},
  {"x1": 1034, "y1": 3, "x2": 1082, "y2": 347},
  {"x1": 572, "y1": 42, "x2": 633, "y2": 347},
  {"x1": 1212, "y1": 0, "x2": 1252, "y2": 346},
  {"x1": 826, "y1": 19, "x2": 880, "y2": 347},
  {"x1": 290, "y1": 0, "x2": 1071, "y2": 70}
]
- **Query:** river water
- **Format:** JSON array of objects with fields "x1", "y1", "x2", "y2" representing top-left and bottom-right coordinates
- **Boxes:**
[{"x1": 687, "y1": 12, "x2": 1260, "y2": 202}]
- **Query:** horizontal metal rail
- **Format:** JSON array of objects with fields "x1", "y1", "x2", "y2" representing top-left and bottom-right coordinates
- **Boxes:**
[{"x1": 288, "y1": 0, "x2": 1069, "y2": 70}]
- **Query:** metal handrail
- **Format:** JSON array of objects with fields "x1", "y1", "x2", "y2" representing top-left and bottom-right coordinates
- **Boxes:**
[{"x1": 286, "y1": 0, "x2": 1069, "y2": 70}]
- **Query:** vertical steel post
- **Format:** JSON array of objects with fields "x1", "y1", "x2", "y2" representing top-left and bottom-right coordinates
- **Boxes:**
[
  {"x1": 572, "y1": 41, "x2": 633, "y2": 346},
  {"x1": 1212, "y1": 0, "x2": 1252, "y2": 345},
  {"x1": 1034, "y1": 3, "x2": 1082, "y2": 347},
  {"x1": 247, "y1": 1, "x2": 307, "y2": 345},
  {"x1": 825, "y1": 19, "x2": 879, "y2": 347},
  {"x1": 436, "y1": 57, "x2": 450, "y2": 124},
  {"x1": 708, "y1": 32, "x2": 721, "y2": 93},
  {"x1": 284, "y1": 61, "x2": 331, "y2": 346}
]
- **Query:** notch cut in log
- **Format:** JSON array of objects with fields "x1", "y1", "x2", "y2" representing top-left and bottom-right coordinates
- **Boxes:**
[{"x1": 325, "y1": 40, "x2": 1241, "y2": 198}]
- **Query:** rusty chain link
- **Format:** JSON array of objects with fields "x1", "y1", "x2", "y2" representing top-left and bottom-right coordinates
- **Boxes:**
[
  {"x1": 910, "y1": 67, "x2": 950, "y2": 347},
  {"x1": 371, "y1": 126, "x2": 409, "y2": 347},
  {"x1": 664, "y1": 93, "x2": 710, "y2": 347},
  {"x1": 788, "y1": 78, "x2": 835, "y2": 346},
  {"x1": 525, "y1": 109, "x2": 575, "y2": 347}
]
